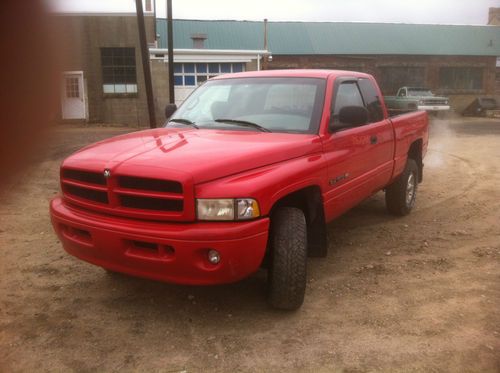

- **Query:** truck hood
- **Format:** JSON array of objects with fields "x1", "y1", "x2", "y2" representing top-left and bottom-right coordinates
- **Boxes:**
[{"x1": 63, "y1": 128, "x2": 322, "y2": 184}]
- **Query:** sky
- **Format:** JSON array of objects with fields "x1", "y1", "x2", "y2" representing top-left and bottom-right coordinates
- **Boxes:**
[{"x1": 49, "y1": 0, "x2": 500, "y2": 25}]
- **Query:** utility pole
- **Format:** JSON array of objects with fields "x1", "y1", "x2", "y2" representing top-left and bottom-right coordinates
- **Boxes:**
[
  {"x1": 262, "y1": 18, "x2": 268, "y2": 70},
  {"x1": 167, "y1": 0, "x2": 175, "y2": 104},
  {"x1": 153, "y1": 0, "x2": 157, "y2": 46},
  {"x1": 135, "y1": 0, "x2": 157, "y2": 128}
]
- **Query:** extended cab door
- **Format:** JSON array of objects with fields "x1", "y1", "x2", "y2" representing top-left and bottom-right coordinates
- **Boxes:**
[{"x1": 322, "y1": 77, "x2": 395, "y2": 221}]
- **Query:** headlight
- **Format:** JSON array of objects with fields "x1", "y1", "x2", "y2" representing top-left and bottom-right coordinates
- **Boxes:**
[
  {"x1": 196, "y1": 198, "x2": 260, "y2": 221},
  {"x1": 236, "y1": 198, "x2": 260, "y2": 219}
]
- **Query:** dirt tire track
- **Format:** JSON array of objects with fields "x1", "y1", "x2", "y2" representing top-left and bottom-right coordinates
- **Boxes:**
[{"x1": 1, "y1": 119, "x2": 499, "y2": 372}]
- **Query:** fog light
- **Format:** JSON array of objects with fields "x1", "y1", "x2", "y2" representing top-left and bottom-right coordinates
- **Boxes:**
[{"x1": 207, "y1": 249, "x2": 220, "y2": 264}]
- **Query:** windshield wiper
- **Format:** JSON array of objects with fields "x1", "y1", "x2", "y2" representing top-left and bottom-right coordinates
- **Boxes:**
[
  {"x1": 214, "y1": 118, "x2": 271, "y2": 132},
  {"x1": 168, "y1": 118, "x2": 199, "y2": 129}
]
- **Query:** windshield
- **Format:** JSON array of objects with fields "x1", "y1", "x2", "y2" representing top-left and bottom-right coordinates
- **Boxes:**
[
  {"x1": 407, "y1": 88, "x2": 433, "y2": 97},
  {"x1": 167, "y1": 77, "x2": 326, "y2": 134}
]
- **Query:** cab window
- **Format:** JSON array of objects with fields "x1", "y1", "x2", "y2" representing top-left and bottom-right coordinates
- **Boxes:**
[
  {"x1": 358, "y1": 79, "x2": 384, "y2": 122},
  {"x1": 332, "y1": 81, "x2": 364, "y2": 125}
]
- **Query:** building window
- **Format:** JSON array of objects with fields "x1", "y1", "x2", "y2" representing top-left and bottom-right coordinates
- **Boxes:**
[
  {"x1": 101, "y1": 47, "x2": 137, "y2": 94},
  {"x1": 173, "y1": 63, "x2": 245, "y2": 86},
  {"x1": 439, "y1": 67, "x2": 483, "y2": 90},
  {"x1": 378, "y1": 67, "x2": 426, "y2": 95}
]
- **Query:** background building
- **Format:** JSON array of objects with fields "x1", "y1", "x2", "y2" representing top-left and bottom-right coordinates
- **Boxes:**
[
  {"x1": 158, "y1": 16, "x2": 500, "y2": 112},
  {"x1": 487, "y1": 7, "x2": 500, "y2": 93},
  {"x1": 54, "y1": 8, "x2": 500, "y2": 126},
  {"x1": 54, "y1": 12, "x2": 156, "y2": 125}
]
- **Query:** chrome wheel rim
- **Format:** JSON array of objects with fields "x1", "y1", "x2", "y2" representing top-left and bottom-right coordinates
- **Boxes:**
[{"x1": 406, "y1": 173, "x2": 416, "y2": 206}]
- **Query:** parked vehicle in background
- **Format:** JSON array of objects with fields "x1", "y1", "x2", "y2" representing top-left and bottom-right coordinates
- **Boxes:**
[
  {"x1": 50, "y1": 70, "x2": 429, "y2": 310},
  {"x1": 462, "y1": 97, "x2": 500, "y2": 118},
  {"x1": 385, "y1": 87, "x2": 450, "y2": 115}
]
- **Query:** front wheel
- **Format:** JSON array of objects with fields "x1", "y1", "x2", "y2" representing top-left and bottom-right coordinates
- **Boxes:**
[
  {"x1": 385, "y1": 159, "x2": 419, "y2": 216},
  {"x1": 267, "y1": 207, "x2": 307, "y2": 310}
]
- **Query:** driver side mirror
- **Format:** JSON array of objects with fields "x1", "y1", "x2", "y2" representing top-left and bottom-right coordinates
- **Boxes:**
[
  {"x1": 164, "y1": 103, "x2": 177, "y2": 119},
  {"x1": 330, "y1": 106, "x2": 368, "y2": 131}
]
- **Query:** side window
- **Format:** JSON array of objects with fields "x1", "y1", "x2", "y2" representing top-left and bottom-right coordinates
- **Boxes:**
[
  {"x1": 358, "y1": 79, "x2": 384, "y2": 122},
  {"x1": 332, "y1": 81, "x2": 364, "y2": 121}
]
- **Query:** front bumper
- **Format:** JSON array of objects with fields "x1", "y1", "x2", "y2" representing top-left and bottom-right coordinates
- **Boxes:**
[
  {"x1": 418, "y1": 105, "x2": 450, "y2": 111},
  {"x1": 50, "y1": 197, "x2": 270, "y2": 285}
]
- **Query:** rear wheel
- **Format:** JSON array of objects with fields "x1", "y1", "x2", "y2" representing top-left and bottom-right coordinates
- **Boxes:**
[
  {"x1": 386, "y1": 159, "x2": 418, "y2": 216},
  {"x1": 267, "y1": 207, "x2": 307, "y2": 310}
]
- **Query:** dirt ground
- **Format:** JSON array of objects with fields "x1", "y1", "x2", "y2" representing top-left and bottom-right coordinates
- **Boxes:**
[{"x1": 0, "y1": 117, "x2": 499, "y2": 372}]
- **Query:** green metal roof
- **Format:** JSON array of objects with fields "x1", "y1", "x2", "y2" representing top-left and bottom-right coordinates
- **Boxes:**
[{"x1": 156, "y1": 19, "x2": 500, "y2": 56}]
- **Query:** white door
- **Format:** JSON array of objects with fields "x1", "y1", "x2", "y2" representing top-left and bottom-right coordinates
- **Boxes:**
[{"x1": 61, "y1": 71, "x2": 86, "y2": 120}]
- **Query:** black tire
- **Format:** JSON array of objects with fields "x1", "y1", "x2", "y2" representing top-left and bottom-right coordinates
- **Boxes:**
[
  {"x1": 267, "y1": 207, "x2": 307, "y2": 310},
  {"x1": 386, "y1": 159, "x2": 419, "y2": 216}
]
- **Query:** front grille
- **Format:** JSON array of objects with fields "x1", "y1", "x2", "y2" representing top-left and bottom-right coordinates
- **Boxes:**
[
  {"x1": 120, "y1": 195, "x2": 183, "y2": 211},
  {"x1": 62, "y1": 169, "x2": 106, "y2": 185},
  {"x1": 119, "y1": 176, "x2": 182, "y2": 194},
  {"x1": 64, "y1": 184, "x2": 109, "y2": 204},
  {"x1": 61, "y1": 167, "x2": 190, "y2": 221},
  {"x1": 422, "y1": 99, "x2": 447, "y2": 105}
]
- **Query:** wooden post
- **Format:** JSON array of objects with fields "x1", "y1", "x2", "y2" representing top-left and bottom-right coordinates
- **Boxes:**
[
  {"x1": 135, "y1": 0, "x2": 157, "y2": 128},
  {"x1": 262, "y1": 19, "x2": 268, "y2": 70},
  {"x1": 167, "y1": 0, "x2": 175, "y2": 104}
]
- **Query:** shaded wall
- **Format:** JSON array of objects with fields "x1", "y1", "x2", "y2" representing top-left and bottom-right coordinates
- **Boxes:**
[{"x1": 53, "y1": 14, "x2": 155, "y2": 126}]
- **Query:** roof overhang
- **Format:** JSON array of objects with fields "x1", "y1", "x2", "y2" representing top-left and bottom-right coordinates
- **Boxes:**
[
  {"x1": 51, "y1": 12, "x2": 154, "y2": 17},
  {"x1": 149, "y1": 48, "x2": 268, "y2": 63}
]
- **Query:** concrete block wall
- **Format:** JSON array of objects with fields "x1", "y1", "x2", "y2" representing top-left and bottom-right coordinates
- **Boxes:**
[
  {"x1": 54, "y1": 14, "x2": 155, "y2": 126},
  {"x1": 151, "y1": 59, "x2": 170, "y2": 126}
]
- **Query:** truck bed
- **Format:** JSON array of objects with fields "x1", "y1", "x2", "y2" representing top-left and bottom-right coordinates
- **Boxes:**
[{"x1": 389, "y1": 110, "x2": 429, "y2": 180}]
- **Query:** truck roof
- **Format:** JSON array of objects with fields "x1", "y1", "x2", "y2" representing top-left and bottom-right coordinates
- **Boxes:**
[{"x1": 212, "y1": 69, "x2": 372, "y2": 80}]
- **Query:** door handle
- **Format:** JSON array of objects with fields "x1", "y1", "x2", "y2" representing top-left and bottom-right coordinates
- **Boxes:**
[{"x1": 370, "y1": 135, "x2": 378, "y2": 144}]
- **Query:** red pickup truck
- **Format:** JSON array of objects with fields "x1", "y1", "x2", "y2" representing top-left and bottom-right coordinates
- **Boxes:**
[{"x1": 50, "y1": 70, "x2": 428, "y2": 310}]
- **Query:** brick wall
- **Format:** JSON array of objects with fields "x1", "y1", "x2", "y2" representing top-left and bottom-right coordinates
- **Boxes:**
[{"x1": 266, "y1": 54, "x2": 497, "y2": 112}]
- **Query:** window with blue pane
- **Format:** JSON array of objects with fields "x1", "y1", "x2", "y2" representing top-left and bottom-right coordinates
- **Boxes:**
[
  {"x1": 184, "y1": 76, "x2": 195, "y2": 86},
  {"x1": 196, "y1": 64, "x2": 207, "y2": 73},
  {"x1": 209, "y1": 64, "x2": 219, "y2": 74},
  {"x1": 173, "y1": 64, "x2": 183, "y2": 73},
  {"x1": 173, "y1": 62, "x2": 246, "y2": 86},
  {"x1": 174, "y1": 76, "x2": 183, "y2": 85},
  {"x1": 232, "y1": 63, "x2": 244, "y2": 73}
]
